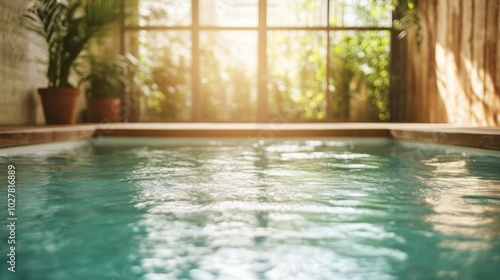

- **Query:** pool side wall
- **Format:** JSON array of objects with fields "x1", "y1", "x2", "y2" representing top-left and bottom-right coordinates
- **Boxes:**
[{"x1": 1, "y1": 124, "x2": 499, "y2": 150}]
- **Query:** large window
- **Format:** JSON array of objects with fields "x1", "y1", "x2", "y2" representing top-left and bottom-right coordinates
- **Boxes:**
[{"x1": 123, "y1": 0, "x2": 393, "y2": 122}]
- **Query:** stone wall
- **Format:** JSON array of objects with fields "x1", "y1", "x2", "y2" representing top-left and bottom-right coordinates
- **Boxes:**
[{"x1": 0, "y1": 0, "x2": 46, "y2": 124}]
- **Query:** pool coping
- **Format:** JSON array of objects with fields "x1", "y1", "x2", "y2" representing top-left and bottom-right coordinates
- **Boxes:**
[{"x1": 0, "y1": 123, "x2": 499, "y2": 150}]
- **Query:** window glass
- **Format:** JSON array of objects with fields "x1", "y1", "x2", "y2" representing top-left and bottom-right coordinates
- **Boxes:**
[
  {"x1": 124, "y1": 0, "x2": 393, "y2": 122},
  {"x1": 329, "y1": 0, "x2": 393, "y2": 27},
  {"x1": 126, "y1": 0, "x2": 192, "y2": 27},
  {"x1": 268, "y1": 31, "x2": 327, "y2": 121},
  {"x1": 126, "y1": 31, "x2": 192, "y2": 121},
  {"x1": 328, "y1": 31, "x2": 391, "y2": 121},
  {"x1": 199, "y1": 0, "x2": 258, "y2": 27},
  {"x1": 267, "y1": 0, "x2": 328, "y2": 27},
  {"x1": 200, "y1": 31, "x2": 258, "y2": 121}
]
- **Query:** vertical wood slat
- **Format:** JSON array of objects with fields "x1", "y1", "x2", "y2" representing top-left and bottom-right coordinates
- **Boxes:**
[
  {"x1": 496, "y1": 0, "x2": 500, "y2": 112},
  {"x1": 433, "y1": 0, "x2": 446, "y2": 123},
  {"x1": 471, "y1": 0, "x2": 486, "y2": 124},
  {"x1": 459, "y1": 0, "x2": 471, "y2": 124},
  {"x1": 421, "y1": 0, "x2": 429, "y2": 122},
  {"x1": 426, "y1": 0, "x2": 436, "y2": 123},
  {"x1": 497, "y1": 0, "x2": 500, "y2": 125},
  {"x1": 403, "y1": 0, "x2": 500, "y2": 126},
  {"x1": 484, "y1": 0, "x2": 500, "y2": 124}
]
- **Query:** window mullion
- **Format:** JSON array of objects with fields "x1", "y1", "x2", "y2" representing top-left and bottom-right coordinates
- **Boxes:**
[
  {"x1": 258, "y1": 0, "x2": 268, "y2": 122},
  {"x1": 326, "y1": 0, "x2": 332, "y2": 121},
  {"x1": 191, "y1": 0, "x2": 201, "y2": 121}
]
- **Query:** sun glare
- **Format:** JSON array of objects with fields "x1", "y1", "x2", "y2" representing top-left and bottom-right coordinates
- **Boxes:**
[{"x1": 130, "y1": 0, "x2": 393, "y2": 122}]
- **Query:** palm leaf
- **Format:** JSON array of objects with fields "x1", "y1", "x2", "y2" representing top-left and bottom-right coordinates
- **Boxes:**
[{"x1": 24, "y1": 0, "x2": 123, "y2": 88}]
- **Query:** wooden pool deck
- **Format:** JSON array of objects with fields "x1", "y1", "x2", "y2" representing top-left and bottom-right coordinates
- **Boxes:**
[{"x1": 1, "y1": 123, "x2": 499, "y2": 150}]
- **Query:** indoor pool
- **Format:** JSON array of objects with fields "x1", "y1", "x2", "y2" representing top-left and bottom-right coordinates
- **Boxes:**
[{"x1": 1, "y1": 138, "x2": 500, "y2": 280}]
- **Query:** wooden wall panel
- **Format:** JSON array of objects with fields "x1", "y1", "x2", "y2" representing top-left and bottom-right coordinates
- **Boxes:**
[{"x1": 403, "y1": 0, "x2": 500, "y2": 125}]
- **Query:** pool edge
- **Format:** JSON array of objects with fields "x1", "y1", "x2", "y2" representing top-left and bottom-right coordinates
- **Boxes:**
[{"x1": 1, "y1": 123, "x2": 499, "y2": 150}]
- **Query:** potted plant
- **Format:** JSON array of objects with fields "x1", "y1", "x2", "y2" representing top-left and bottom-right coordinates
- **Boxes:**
[
  {"x1": 79, "y1": 55, "x2": 126, "y2": 123},
  {"x1": 24, "y1": 0, "x2": 121, "y2": 124}
]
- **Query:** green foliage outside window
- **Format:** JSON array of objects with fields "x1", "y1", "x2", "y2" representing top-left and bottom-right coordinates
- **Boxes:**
[
  {"x1": 199, "y1": 33, "x2": 257, "y2": 122},
  {"x1": 330, "y1": 31, "x2": 391, "y2": 121},
  {"x1": 134, "y1": 31, "x2": 191, "y2": 121},
  {"x1": 129, "y1": 0, "x2": 397, "y2": 122},
  {"x1": 268, "y1": 31, "x2": 327, "y2": 121}
]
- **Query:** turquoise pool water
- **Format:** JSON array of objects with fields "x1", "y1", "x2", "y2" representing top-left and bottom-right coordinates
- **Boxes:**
[{"x1": 1, "y1": 138, "x2": 500, "y2": 280}]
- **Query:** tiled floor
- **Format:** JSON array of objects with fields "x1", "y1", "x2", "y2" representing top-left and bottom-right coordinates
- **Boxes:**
[{"x1": 0, "y1": 123, "x2": 499, "y2": 150}]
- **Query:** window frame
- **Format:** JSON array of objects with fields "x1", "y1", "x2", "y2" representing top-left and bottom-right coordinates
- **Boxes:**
[{"x1": 121, "y1": 0, "x2": 394, "y2": 123}]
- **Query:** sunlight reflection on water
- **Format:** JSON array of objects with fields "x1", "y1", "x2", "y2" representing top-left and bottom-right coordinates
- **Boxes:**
[
  {"x1": 1, "y1": 138, "x2": 500, "y2": 280},
  {"x1": 119, "y1": 139, "x2": 500, "y2": 279}
]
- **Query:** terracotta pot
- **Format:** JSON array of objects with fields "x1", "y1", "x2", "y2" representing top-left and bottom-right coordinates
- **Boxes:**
[
  {"x1": 38, "y1": 87, "x2": 80, "y2": 124},
  {"x1": 87, "y1": 97, "x2": 121, "y2": 123}
]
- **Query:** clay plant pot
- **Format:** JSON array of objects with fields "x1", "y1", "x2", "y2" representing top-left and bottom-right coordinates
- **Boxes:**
[
  {"x1": 38, "y1": 87, "x2": 80, "y2": 124},
  {"x1": 87, "y1": 97, "x2": 121, "y2": 123}
]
